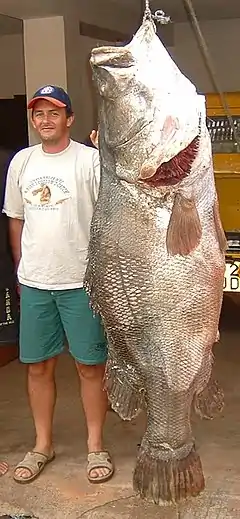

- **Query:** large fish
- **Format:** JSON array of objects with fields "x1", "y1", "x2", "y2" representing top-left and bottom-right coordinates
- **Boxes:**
[{"x1": 84, "y1": 9, "x2": 226, "y2": 506}]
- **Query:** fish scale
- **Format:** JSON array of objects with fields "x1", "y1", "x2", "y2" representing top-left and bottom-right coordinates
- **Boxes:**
[{"x1": 84, "y1": 13, "x2": 226, "y2": 506}]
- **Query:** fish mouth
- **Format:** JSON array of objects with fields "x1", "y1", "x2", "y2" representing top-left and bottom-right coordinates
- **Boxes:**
[
  {"x1": 90, "y1": 46, "x2": 134, "y2": 69},
  {"x1": 90, "y1": 17, "x2": 155, "y2": 69}
]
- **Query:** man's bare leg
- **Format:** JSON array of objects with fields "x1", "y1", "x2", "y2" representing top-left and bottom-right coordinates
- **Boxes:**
[
  {"x1": 14, "y1": 357, "x2": 57, "y2": 480},
  {"x1": 76, "y1": 362, "x2": 110, "y2": 480},
  {"x1": 0, "y1": 461, "x2": 9, "y2": 476}
]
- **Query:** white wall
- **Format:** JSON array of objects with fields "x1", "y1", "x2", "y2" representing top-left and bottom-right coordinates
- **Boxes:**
[
  {"x1": 0, "y1": 16, "x2": 239, "y2": 142},
  {"x1": 63, "y1": 2, "x2": 134, "y2": 141},
  {"x1": 171, "y1": 18, "x2": 240, "y2": 93},
  {"x1": 0, "y1": 33, "x2": 25, "y2": 98}
]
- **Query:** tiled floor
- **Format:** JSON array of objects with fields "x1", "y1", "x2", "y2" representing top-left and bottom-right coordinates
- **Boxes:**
[{"x1": 0, "y1": 296, "x2": 239, "y2": 519}]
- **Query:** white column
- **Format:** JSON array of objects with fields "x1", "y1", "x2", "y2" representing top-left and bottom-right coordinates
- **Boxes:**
[
  {"x1": 23, "y1": 5, "x2": 138, "y2": 145},
  {"x1": 23, "y1": 17, "x2": 68, "y2": 145}
]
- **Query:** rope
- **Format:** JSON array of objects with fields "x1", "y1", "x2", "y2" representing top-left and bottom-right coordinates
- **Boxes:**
[
  {"x1": 143, "y1": 0, "x2": 152, "y2": 21},
  {"x1": 182, "y1": 0, "x2": 240, "y2": 150}
]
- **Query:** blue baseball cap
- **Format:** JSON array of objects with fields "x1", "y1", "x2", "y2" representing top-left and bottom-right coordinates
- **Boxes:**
[{"x1": 28, "y1": 85, "x2": 73, "y2": 113}]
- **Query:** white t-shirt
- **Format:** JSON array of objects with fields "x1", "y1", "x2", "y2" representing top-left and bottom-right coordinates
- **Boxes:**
[{"x1": 3, "y1": 140, "x2": 100, "y2": 290}]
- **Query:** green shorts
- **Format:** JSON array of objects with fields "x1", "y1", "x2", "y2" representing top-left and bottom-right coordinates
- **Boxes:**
[{"x1": 20, "y1": 286, "x2": 107, "y2": 365}]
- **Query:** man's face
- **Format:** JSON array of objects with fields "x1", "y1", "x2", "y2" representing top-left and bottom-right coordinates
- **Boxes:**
[{"x1": 31, "y1": 99, "x2": 74, "y2": 143}]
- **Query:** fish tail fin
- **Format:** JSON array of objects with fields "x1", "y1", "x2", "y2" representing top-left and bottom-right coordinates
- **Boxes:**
[
  {"x1": 194, "y1": 376, "x2": 224, "y2": 420},
  {"x1": 133, "y1": 444, "x2": 205, "y2": 504},
  {"x1": 213, "y1": 197, "x2": 227, "y2": 253},
  {"x1": 166, "y1": 193, "x2": 202, "y2": 256}
]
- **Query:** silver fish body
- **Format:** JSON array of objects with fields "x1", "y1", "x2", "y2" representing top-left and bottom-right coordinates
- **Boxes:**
[{"x1": 84, "y1": 17, "x2": 226, "y2": 506}]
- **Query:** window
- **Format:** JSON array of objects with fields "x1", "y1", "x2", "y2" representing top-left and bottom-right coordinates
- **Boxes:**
[{"x1": 207, "y1": 115, "x2": 240, "y2": 154}]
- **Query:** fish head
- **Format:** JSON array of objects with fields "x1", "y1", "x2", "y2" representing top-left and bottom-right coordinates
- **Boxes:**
[
  {"x1": 90, "y1": 19, "x2": 206, "y2": 188},
  {"x1": 90, "y1": 22, "x2": 156, "y2": 156}
]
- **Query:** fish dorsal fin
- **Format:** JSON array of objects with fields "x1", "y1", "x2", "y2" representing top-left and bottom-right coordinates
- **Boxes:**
[{"x1": 166, "y1": 192, "x2": 202, "y2": 256}]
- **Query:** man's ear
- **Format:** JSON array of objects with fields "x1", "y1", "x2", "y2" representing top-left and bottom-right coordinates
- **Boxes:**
[
  {"x1": 31, "y1": 116, "x2": 37, "y2": 130},
  {"x1": 67, "y1": 114, "x2": 75, "y2": 128}
]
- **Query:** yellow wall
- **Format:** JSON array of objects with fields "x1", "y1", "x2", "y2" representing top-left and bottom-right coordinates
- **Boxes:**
[{"x1": 206, "y1": 92, "x2": 240, "y2": 232}]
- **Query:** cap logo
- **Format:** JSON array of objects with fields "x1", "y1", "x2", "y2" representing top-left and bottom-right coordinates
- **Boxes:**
[{"x1": 40, "y1": 86, "x2": 54, "y2": 94}]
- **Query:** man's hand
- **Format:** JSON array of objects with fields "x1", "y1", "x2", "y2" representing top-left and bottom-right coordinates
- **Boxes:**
[
  {"x1": 16, "y1": 282, "x2": 20, "y2": 297},
  {"x1": 90, "y1": 130, "x2": 99, "y2": 149},
  {"x1": 8, "y1": 217, "x2": 23, "y2": 271}
]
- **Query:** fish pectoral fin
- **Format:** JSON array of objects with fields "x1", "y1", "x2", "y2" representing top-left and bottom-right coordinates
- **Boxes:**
[
  {"x1": 166, "y1": 192, "x2": 202, "y2": 256},
  {"x1": 213, "y1": 197, "x2": 227, "y2": 253}
]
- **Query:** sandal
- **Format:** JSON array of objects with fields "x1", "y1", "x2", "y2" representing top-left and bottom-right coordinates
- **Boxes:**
[
  {"x1": 87, "y1": 451, "x2": 114, "y2": 484},
  {"x1": 13, "y1": 451, "x2": 55, "y2": 484},
  {"x1": 0, "y1": 461, "x2": 9, "y2": 476}
]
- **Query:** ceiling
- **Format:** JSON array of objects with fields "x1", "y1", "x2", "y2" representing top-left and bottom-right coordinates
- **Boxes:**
[
  {"x1": 0, "y1": 0, "x2": 73, "y2": 20},
  {"x1": 0, "y1": 0, "x2": 239, "y2": 36},
  {"x1": 0, "y1": 0, "x2": 239, "y2": 22},
  {"x1": 115, "y1": 0, "x2": 240, "y2": 23},
  {"x1": 0, "y1": 14, "x2": 22, "y2": 35}
]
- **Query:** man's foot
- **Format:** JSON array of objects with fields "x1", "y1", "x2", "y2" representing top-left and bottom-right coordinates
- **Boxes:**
[
  {"x1": 13, "y1": 450, "x2": 55, "y2": 484},
  {"x1": 87, "y1": 451, "x2": 114, "y2": 483},
  {"x1": 0, "y1": 461, "x2": 9, "y2": 476}
]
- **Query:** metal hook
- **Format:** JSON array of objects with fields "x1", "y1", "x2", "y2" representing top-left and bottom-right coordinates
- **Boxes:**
[
  {"x1": 143, "y1": 2, "x2": 171, "y2": 25},
  {"x1": 153, "y1": 10, "x2": 171, "y2": 25}
]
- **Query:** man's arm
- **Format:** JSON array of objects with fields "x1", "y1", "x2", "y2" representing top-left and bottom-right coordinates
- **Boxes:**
[
  {"x1": 8, "y1": 217, "x2": 23, "y2": 270},
  {"x1": 2, "y1": 156, "x2": 24, "y2": 270}
]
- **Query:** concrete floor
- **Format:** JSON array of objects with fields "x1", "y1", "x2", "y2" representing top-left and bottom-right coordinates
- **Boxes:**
[{"x1": 0, "y1": 296, "x2": 240, "y2": 519}]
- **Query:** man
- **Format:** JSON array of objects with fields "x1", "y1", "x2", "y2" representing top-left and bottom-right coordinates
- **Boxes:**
[
  {"x1": 0, "y1": 146, "x2": 19, "y2": 477},
  {"x1": 3, "y1": 85, "x2": 113, "y2": 484}
]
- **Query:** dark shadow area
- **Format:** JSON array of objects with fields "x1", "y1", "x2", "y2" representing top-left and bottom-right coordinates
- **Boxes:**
[
  {"x1": 219, "y1": 294, "x2": 240, "y2": 331},
  {"x1": 0, "y1": 14, "x2": 28, "y2": 153}
]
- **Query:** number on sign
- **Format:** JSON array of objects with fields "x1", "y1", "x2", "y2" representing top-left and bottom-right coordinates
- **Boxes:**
[
  {"x1": 230, "y1": 263, "x2": 239, "y2": 277},
  {"x1": 224, "y1": 261, "x2": 240, "y2": 292}
]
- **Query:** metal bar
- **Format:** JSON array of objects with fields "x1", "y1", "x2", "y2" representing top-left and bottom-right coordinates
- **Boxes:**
[{"x1": 182, "y1": 0, "x2": 240, "y2": 149}]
